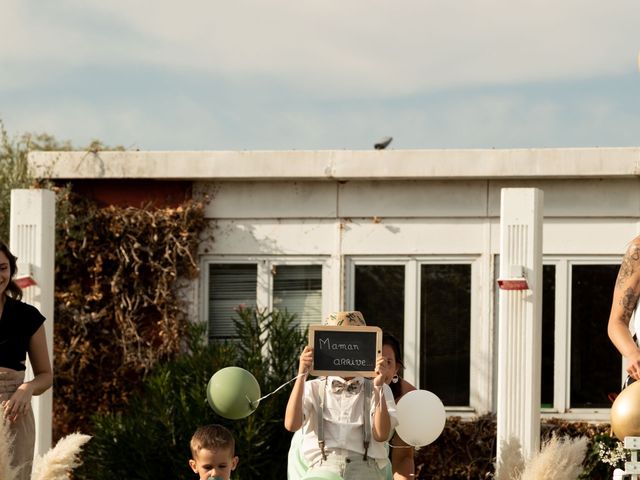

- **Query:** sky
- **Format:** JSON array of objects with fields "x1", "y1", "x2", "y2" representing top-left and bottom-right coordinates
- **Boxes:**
[{"x1": 2, "y1": 0, "x2": 640, "y2": 151}]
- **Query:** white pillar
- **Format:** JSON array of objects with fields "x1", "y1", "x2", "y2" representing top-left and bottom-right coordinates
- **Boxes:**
[
  {"x1": 10, "y1": 189, "x2": 56, "y2": 456},
  {"x1": 496, "y1": 188, "x2": 543, "y2": 465}
]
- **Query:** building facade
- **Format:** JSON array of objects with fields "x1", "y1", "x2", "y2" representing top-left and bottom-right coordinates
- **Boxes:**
[{"x1": 30, "y1": 147, "x2": 640, "y2": 422}]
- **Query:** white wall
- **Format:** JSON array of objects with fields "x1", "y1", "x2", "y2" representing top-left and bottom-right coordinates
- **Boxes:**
[{"x1": 28, "y1": 148, "x2": 640, "y2": 420}]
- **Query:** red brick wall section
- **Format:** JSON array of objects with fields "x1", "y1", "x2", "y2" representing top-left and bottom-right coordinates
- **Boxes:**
[{"x1": 64, "y1": 179, "x2": 192, "y2": 208}]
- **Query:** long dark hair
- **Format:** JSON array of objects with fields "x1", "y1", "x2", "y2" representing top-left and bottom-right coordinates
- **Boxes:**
[
  {"x1": 0, "y1": 240, "x2": 23, "y2": 301},
  {"x1": 383, "y1": 332, "x2": 404, "y2": 400}
]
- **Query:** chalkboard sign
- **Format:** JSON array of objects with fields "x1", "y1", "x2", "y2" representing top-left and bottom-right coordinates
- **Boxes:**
[{"x1": 309, "y1": 325, "x2": 382, "y2": 377}]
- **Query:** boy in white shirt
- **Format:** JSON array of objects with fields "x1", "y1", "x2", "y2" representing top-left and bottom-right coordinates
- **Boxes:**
[{"x1": 284, "y1": 311, "x2": 397, "y2": 479}]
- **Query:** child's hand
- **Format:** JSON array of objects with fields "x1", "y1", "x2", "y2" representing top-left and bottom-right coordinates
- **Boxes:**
[
  {"x1": 298, "y1": 346, "x2": 313, "y2": 376},
  {"x1": 373, "y1": 354, "x2": 390, "y2": 387}
]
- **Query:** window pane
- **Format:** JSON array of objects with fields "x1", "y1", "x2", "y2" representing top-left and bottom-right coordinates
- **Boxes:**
[
  {"x1": 570, "y1": 264, "x2": 620, "y2": 408},
  {"x1": 420, "y1": 264, "x2": 471, "y2": 406},
  {"x1": 354, "y1": 265, "x2": 405, "y2": 345},
  {"x1": 273, "y1": 265, "x2": 322, "y2": 331},
  {"x1": 541, "y1": 265, "x2": 555, "y2": 407},
  {"x1": 208, "y1": 264, "x2": 257, "y2": 341}
]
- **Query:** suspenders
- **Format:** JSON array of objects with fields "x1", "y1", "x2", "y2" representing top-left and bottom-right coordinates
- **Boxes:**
[
  {"x1": 318, "y1": 378, "x2": 327, "y2": 460},
  {"x1": 363, "y1": 379, "x2": 371, "y2": 460},
  {"x1": 317, "y1": 377, "x2": 373, "y2": 461}
]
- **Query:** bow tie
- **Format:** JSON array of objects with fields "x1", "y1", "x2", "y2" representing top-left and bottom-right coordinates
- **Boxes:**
[{"x1": 331, "y1": 379, "x2": 362, "y2": 395}]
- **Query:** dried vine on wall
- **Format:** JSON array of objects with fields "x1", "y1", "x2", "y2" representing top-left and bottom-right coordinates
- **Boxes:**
[{"x1": 53, "y1": 188, "x2": 207, "y2": 438}]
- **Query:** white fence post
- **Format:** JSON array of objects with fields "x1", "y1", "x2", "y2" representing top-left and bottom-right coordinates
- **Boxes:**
[
  {"x1": 10, "y1": 189, "x2": 56, "y2": 457},
  {"x1": 496, "y1": 188, "x2": 544, "y2": 467}
]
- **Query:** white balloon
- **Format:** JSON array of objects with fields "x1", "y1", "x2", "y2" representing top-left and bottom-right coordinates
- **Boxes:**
[{"x1": 395, "y1": 390, "x2": 446, "y2": 447}]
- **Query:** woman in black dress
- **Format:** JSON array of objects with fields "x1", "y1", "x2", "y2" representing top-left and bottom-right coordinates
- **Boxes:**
[{"x1": 0, "y1": 240, "x2": 53, "y2": 480}]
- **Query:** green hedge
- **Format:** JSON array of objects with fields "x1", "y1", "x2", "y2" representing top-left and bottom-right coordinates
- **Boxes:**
[
  {"x1": 415, "y1": 414, "x2": 616, "y2": 479},
  {"x1": 73, "y1": 308, "x2": 306, "y2": 480}
]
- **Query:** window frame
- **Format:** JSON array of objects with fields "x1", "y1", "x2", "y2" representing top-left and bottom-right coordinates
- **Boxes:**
[
  {"x1": 346, "y1": 255, "x2": 483, "y2": 414},
  {"x1": 201, "y1": 255, "x2": 332, "y2": 339},
  {"x1": 541, "y1": 255, "x2": 621, "y2": 421}
]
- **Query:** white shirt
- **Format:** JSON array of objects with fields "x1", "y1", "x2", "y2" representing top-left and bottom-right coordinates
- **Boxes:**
[{"x1": 299, "y1": 376, "x2": 398, "y2": 467}]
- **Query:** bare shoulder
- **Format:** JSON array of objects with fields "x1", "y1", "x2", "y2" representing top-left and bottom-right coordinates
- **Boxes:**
[
  {"x1": 400, "y1": 379, "x2": 417, "y2": 397},
  {"x1": 616, "y1": 237, "x2": 640, "y2": 289},
  {"x1": 628, "y1": 236, "x2": 640, "y2": 252},
  {"x1": 622, "y1": 236, "x2": 640, "y2": 260}
]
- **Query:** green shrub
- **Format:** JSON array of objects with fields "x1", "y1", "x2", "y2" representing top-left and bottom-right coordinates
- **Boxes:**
[
  {"x1": 415, "y1": 414, "x2": 496, "y2": 479},
  {"x1": 414, "y1": 414, "x2": 615, "y2": 479},
  {"x1": 74, "y1": 308, "x2": 307, "y2": 480},
  {"x1": 53, "y1": 193, "x2": 206, "y2": 438},
  {"x1": 0, "y1": 120, "x2": 71, "y2": 241}
]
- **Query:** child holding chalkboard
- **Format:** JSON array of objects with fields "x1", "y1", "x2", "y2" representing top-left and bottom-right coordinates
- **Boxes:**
[{"x1": 284, "y1": 311, "x2": 397, "y2": 480}]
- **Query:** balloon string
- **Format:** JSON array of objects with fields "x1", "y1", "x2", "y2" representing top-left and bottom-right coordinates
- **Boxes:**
[{"x1": 250, "y1": 372, "x2": 306, "y2": 406}]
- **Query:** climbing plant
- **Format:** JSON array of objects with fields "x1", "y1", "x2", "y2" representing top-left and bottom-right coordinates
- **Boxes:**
[{"x1": 53, "y1": 188, "x2": 207, "y2": 438}]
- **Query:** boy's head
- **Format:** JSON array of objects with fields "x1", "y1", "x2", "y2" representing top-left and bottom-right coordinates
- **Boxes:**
[
  {"x1": 323, "y1": 311, "x2": 366, "y2": 327},
  {"x1": 189, "y1": 424, "x2": 239, "y2": 480}
]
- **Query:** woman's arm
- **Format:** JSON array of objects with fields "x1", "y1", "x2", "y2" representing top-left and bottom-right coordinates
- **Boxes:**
[
  {"x1": 26, "y1": 325, "x2": 53, "y2": 395},
  {"x1": 2, "y1": 325, "x2": 52, "y2": 422},
  {"x1": 284, "y1": 345, "x2": 313, "y2": 432},
  {"x1": 608, "y1": 239, "x2": 640, "y2": 380},
  {"x1": 390, "y1": 433, "x2": 415, "y2": 480},
  {"x1": 391, "y1": 379, "x2": 417, "y2": 479}
]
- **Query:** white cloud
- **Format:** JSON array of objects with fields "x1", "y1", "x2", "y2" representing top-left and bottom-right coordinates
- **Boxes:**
[
  {"x1": 1, "y1": 0, "x2": 639, "y2": 151},
  {"x1": 2, "y1": 0, "x2": 640, "y2": 96},
  {"x1": 4, "y1": 78, "x2": 638, "y2": 151}
]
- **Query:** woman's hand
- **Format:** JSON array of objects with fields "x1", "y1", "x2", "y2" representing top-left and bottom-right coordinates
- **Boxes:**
[
  {"x1": 2, "y1": 383, "x2": 34, "y2": 422},
  {"x1": 626, "y1": 350, "x2": 640, "y2": 380}
]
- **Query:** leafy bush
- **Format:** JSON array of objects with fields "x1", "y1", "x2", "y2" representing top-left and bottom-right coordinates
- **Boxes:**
[
  {"x1": 74, "y1": 307, "x2": 307, "y2": 480},
  {"x1": 415, "y1": 414, "x2": 614, "y2": 479},
  {"x1": 415, "y1": 414, "x2": 496, "y2": 479},
  {"x1": 53, "y1": 191, "x2": 206, "y2": 438},
  {"x1": 0, "y1": 120, "x2": 71, "y2": 241}
]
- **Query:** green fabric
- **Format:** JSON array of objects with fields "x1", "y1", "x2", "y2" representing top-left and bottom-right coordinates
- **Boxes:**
[
  {"x1": 287, "y1": 430, "x2": 392, "y2": 480},
  {"x1": 288, "y1": 429, "x2": 309, "y2": 480}
]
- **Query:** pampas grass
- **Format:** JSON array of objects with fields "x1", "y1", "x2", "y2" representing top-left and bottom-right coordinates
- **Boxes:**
[
  {"x1": 31, "y1": 433, "x2": 91, "y2": 480},
  {"x1": 495, "y1": 436, "x2": 525, "y2": 480},
  {"x1": 520, "y1": 435, "x2": 588, "y2": 480},
  {"x1": 0, "y1": 414, "x2": 21, "y2": 480},
  {"x1": 496, "y1": 434, "x2": 588, "y2": 480}
]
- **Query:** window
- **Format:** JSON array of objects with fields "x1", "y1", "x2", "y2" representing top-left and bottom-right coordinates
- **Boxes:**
[
  {"x1": 541, "y1": 265, "x2": 555, "y2": 408},
  {"x1": 206, "y1": 260, "x2": 323, "y2": 341},
  {"x1": 273, "y1": 265, "x2": 322, "y2": 332},
  {"x1": 570, "y1": 264, "x2": 619, "y2": 408},
  {"x1": 420, "y1": 264, "x2": 471, "y2": 406},
  {"x1": 354, "y1": 265, "x2": 405, "y2": 345},
  {"x1": 498, "y1": 259, "x2": 621, "y2": 415},
  {"x1": 208, "y1": 263, "x2": 257, "y2": 340},
  {"x1": 351, "y1": 258, "x2": 475, "y2": 409}
]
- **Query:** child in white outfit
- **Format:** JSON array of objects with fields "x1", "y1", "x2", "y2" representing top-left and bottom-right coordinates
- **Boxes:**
[{"x1": 284, "y1": 311, "x2": 397, "y2": 480}]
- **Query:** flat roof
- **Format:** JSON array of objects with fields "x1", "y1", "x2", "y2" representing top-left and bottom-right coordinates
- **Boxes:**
[{"x1": 28, "y1": 147, "x2": 640, "y2": 180}]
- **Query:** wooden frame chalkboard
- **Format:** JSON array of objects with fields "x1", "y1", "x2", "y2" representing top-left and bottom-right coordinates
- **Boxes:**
[{"x1": 309, "y1": 325, "x2": 382, "y2": 377}]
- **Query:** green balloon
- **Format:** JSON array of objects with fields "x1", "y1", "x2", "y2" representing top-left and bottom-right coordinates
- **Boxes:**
[{"x1": 206, "y1": 367, "x2": 261, "y2": 420}]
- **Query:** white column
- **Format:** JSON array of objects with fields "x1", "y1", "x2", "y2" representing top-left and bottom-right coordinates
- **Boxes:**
[
  {"x1": 10, "y1": 189, "x2": 56, "y2": 456},
  {"x1": 330, "y1": 219, "x2": 345, "y2": 312},
  {"x1": 496, "y1": 188, "x2": 543, "y2": 465}
]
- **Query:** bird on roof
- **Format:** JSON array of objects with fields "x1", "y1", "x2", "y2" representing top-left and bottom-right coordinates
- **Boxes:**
[{"x1": 374, "y1": 136, "x2": 393, "y2": 150}]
